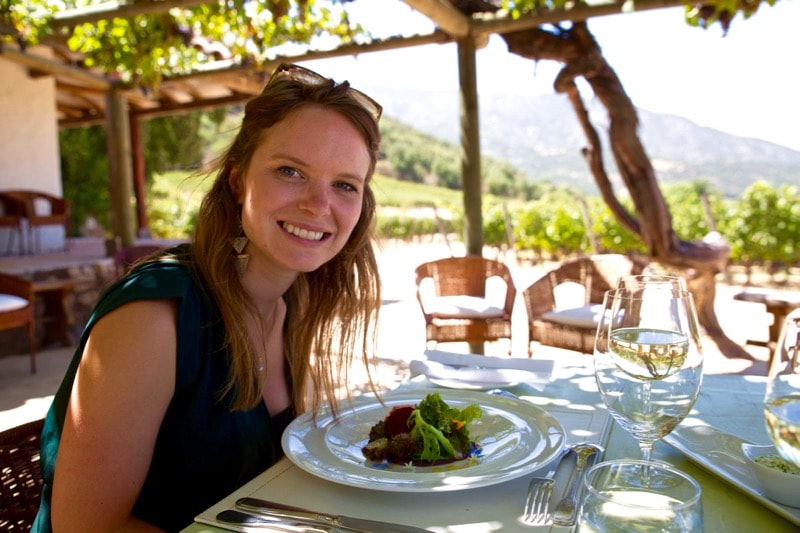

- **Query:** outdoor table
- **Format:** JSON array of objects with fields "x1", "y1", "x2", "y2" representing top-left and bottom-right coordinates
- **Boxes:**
[
  {"x1": 734, "y1": 288, "x2": 800, "y2": 365},
  {"x1": 183, "y1": 355, "x2": 798, "y2": 532}
]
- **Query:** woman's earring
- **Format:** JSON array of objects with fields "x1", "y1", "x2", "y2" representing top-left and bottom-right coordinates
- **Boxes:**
[{"x1": 231, "y1": 225, "x2": 249, "y2": 277}]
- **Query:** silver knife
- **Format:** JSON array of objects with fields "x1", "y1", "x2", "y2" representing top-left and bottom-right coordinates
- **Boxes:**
[
  {"x1": 216, "y1": 509, "x2": 330, "y2": 532},
  {"x1": 236, "y1": 497, "x2": 431, "y2": 532}
]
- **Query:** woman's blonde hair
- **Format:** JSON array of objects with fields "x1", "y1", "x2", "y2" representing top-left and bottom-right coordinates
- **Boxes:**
[{"x1": 192, "y1": 66, "x2": 382, "y2": 416}]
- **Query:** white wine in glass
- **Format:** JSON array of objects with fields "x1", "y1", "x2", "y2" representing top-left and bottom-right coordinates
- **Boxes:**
[
  {"x1": 594, "y1": 288, "x2": 704, "y2": 463},
  {"x1": 611, "y1": 277, "x2": 691, "y2": 380},
  {"x1": 764, "y1": 308, "x2": 800, "y2": 467}
]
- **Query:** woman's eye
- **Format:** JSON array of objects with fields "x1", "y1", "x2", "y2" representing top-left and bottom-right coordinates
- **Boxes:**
[
  {"x1": 335, "y1": 181, "x2": 359, "y2": 193},
  {"x1": 277, "y1": 166, "x2": 301, "y2": 179}
]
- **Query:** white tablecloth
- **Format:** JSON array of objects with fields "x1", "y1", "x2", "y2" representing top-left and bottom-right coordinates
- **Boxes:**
[{"x1": 184, "y1": 356, "x2": 798, "y2": 532}]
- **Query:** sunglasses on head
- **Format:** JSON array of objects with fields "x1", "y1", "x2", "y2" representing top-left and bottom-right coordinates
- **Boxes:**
[{"x1": 264, "y1": 63, "x2": 382, "y2": 121}]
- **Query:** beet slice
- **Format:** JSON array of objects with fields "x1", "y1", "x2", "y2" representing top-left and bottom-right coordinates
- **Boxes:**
[{"x1": 384, "y1": 405, "x2": 415, "y2": 437}]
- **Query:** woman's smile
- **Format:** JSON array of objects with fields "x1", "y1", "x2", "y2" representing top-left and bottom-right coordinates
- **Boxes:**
[{"x1": 280, "y1": 221, "x2": 326, "y2": 242}]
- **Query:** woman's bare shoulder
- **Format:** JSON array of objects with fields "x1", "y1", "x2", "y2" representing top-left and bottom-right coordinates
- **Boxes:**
[{"x1": 85, "y1": 298, "x2": 179, "y2": 368}]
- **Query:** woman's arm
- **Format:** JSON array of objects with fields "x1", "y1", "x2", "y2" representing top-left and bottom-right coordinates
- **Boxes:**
[{"x1": 51, "y1": 299, "x2": 178, "y2": 532}]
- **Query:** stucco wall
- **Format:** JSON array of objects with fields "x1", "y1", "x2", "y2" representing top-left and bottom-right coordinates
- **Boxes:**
[{"x1": 0, "y1": 48, "x2": 65, "y2": 255}]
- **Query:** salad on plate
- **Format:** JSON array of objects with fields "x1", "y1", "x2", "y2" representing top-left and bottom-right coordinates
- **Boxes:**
[{"x1": 361, "y1": 392, "x2": 482, "y2": 466}]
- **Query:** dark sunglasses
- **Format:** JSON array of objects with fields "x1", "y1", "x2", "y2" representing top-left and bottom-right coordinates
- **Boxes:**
[{"x1": 265, "y1": 63, "x2": 382, "y2": 121}]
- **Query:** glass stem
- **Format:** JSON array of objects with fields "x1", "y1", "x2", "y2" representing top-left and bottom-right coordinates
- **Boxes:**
[
  {"x1": 640, "y1": 441, "x2": 655, "y2": 484},
  {"x1": 640, "y1": 441, "x2": 654, "y2": 463}
]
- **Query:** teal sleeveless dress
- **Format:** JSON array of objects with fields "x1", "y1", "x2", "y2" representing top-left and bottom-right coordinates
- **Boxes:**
[{"x1": 32, "y1": 245, "x2": 292, "y2": 532}]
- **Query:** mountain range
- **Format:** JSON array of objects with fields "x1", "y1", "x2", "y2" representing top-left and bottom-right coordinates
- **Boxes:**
[{"x1": 369, "y1": 87, "x2": 800, "y2": 197}]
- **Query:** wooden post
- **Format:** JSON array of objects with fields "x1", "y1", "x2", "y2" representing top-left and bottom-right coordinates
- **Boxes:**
[
  {"x1": 105, "y1": 89, "x2": 137, "y2": 247},
  {"x1": 457, "y1": 37, "x2": 483, "y2": 258},
  {"x1": 130, "y1": 116, "x2": 150, "y2": 237},
  {"x1": 458, "y1": 37, "x2": 484, "y2": 354}
]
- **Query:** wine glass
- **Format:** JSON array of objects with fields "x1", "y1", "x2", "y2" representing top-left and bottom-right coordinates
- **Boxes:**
[
  {"x1": 594, "y1": 288, "x2": 704, "y2": 463},
  {"x1": 764, "y1": 308, "x2": 800, "y2": 467},
  {"x1": 616, "y1": 274, "x2": 686, "y2": 291},
  {"x1": 576, "y1": 459, "x2": 703, "y2": 532}
]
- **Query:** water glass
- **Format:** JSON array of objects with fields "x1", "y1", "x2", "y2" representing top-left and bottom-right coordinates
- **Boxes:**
[
  {"x1": 764, "y1": 308, "x2": 800, "y2": 467},
  {"x1": 576, "y1": 459, "x2": 703, "y2": 533}
]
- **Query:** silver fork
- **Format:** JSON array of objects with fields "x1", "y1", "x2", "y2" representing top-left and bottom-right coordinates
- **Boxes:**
[
  {"x1": 522, "y1": 444, "x2": 572, "y2": 525},
  {"x1": 552, "y1": 442, "x2": 603, "y2": 527}
]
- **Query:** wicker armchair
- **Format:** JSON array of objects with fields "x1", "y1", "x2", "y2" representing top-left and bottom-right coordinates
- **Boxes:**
[
  {"x1": 0, "y1": 272, "x2": 36, "y2": 373},
  {"x1": 0, "y1": 418, "x2": 44, "y2": 531},
  {"x1": 523, "y1": 254, "x2": 647, "y2": 354},
  {"x1": 415, "y1": 256, "x2": 516, "y2": 350}
]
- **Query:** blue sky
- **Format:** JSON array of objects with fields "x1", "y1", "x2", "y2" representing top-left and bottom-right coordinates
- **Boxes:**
[{"x1": 302, "y1": 1, "x2": 799, "y2": 151}]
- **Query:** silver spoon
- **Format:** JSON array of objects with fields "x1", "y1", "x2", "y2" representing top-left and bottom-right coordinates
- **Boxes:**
[{"x1": 552, "y1": 442, "x2": 603, "y2": 526}]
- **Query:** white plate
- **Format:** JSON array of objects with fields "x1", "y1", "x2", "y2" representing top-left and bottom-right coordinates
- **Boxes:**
[
  {"x1": 282, "y1": 388, "x2": 565, "y2": 492},
  {"x1": 664, "y1": 424, "x2": 800, "y2": 526}
]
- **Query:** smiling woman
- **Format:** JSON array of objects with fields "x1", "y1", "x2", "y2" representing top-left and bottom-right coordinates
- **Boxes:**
[{"x1": 32, "y1": 62, "x2": 385, "y2": 533}]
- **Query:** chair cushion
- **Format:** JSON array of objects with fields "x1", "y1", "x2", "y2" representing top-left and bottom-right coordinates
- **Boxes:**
[
  {"x1": 542, "y1": 303, "x2": 604, "y2": 329},
  {"x1": 0, "y1": 294, "x2": 29, "y2": 312},
  {"x1": 428, "y1": 296, "x2": 504, "y2": 318},
  {"x1": 34, "y1": 197, "x2": 53, "y2": 216}
]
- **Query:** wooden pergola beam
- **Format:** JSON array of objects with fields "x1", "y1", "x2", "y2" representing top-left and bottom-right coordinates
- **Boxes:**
[
  {"x1": 0, "y1": 45, "x2": 112, "y2": 91},
  {"x1": 401, "y1": 0, "x2": 471, "y2": 37},
  {"x1": 164, "y1": 31, "x2": 453, "y2": 86},
  {"x1": 51, "y1": 0, "x2": 686, "y2": 42},
  {"x1": 469, "y1": 0, "x2": 686, "y2": 35},
  {"x1": 52, "y1": 0, "x2": 211, "y2": 28}
]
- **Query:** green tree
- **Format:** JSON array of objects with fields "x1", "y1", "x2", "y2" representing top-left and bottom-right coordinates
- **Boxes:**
[
  {"x1": 588, "y1": 197, "x2": 646, "y2": 256},
  {"x1": 722, "y1": 181, "x2": 800, "y2": 270},
  {"x1": 484, "y1": 161, "x2": 518, "y2": 198},
  {"x1": 661, "y1": 181, "x2": 723, "y2": 242},
  {"x1": 60, "y1": 107, "x2": 228, "y2": 233},
  {"x1": 513, "y1": 190, "x2": 589, "y2": 258},
  {"x1": 3, "y1": 1, "x2": 364, "y2": 88},
  {"x1": 143, "y1": 114, "x2": 206, "y2": 175},
  {"x1": 60, "y1": 126, "x2": 110, "y2": 235},
  {"x1": 483, "y1": 205, "x2": 510, "y2": 248}
]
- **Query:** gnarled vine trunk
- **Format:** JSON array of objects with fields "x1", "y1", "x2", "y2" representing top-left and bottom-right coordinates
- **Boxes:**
[{"x1": 501, "y1": 22, "x2": 750, "y2": 359}]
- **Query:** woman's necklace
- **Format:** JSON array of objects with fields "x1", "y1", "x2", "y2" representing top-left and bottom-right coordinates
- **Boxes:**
[{"x1": 254, "y1": 304, "x2": 279, "y2": 375}]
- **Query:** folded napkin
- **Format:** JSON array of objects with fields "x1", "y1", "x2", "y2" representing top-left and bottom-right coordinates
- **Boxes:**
[
  {"x1": 424, "y1": 349, "x2": 554, "y2": 372},
  {"x1": 409, "y1": 350, "x2": 553, "y2": 390}
]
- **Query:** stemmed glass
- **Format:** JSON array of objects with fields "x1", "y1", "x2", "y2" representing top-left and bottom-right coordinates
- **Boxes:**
[
  {"x1": 764, "y1": 308, "x2": 800, "y2": 467},
  {"x1": 594, "y1": 287, "x2": 704, "y2": 464},
  {"x1": 616, "y1": 274, "x2": 686, "y2": 291}
]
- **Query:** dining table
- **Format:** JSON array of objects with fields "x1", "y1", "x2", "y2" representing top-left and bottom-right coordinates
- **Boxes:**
[
  {"x1": 183, "y1": 353, "x2": 799, "y2": 532},
  {"x1": 733, "y1": 288, "x2": 800, "y2": 365}
]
